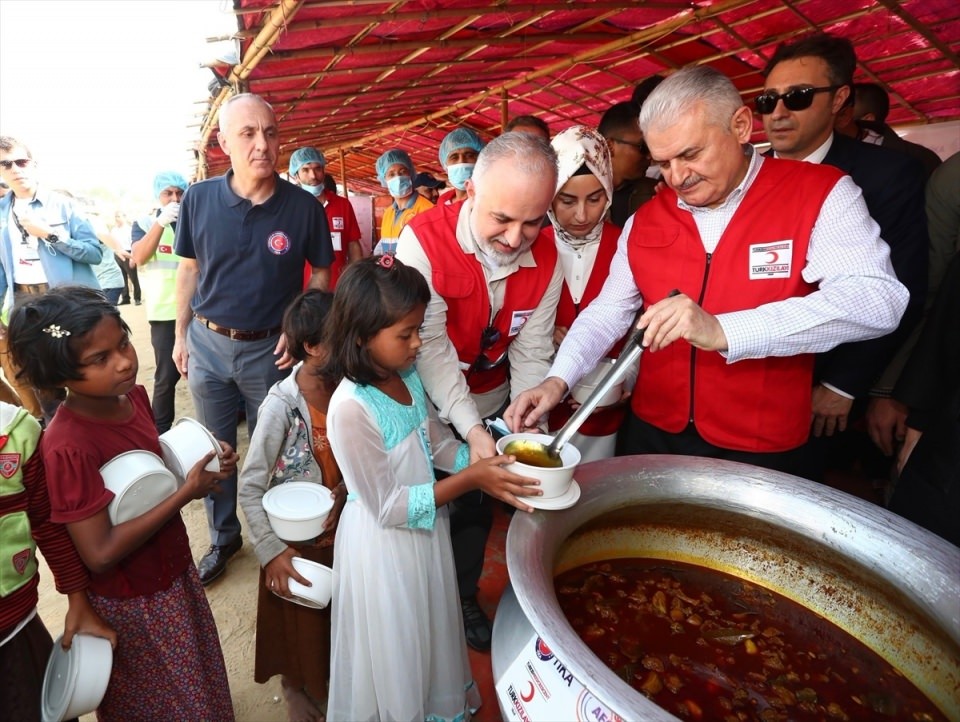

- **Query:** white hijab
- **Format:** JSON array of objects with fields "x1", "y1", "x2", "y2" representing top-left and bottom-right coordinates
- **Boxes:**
[{"x1": 547, "y1": 125, "x2": 614, "y2": 249}]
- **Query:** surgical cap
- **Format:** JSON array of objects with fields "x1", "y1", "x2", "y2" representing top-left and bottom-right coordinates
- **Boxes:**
[
  {"x1": 438, "y1": 128, "x2": 485, "y2": 168},
  {"x1": 153, "y1": 171, "x2": 188, "y2": 199},
  {"x1": 289, "y1": 147, "x2": 326, "y2": 178},
  {"x1": 376, "y1": 149, "x2": 415, "y2": 186}
]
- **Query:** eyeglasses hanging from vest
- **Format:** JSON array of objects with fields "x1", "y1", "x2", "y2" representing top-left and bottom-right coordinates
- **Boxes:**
[{"x1": 466, "y1": 324, "x2": 507, "y2": 378}]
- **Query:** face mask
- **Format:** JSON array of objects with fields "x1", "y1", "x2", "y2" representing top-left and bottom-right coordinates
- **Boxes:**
[
  {"x1": 387, "y1": 175, "x2": 413, "y2": 198},
  {"x1": 447, "y1": 163, "x2": 475, "y2": 191},
  {"x1": 300, "y1": 182, "x2": 323, "y2": 196}
]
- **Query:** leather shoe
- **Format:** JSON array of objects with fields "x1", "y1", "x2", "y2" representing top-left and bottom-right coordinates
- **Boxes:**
[
  {"x1": 461, "y1": 596, "x2": 492, "y2": 652},
  {"x1": 197, "y1": 537, "x2": 242, "y2": 586}
]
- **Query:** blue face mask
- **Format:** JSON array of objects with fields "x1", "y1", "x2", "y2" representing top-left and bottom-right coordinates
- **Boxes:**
[
  {"x1": 387, "y1": 174, "x2": 413, "y2": 198},
  {"x1": 300, "y1": 182, "x2": 323, "y2": 196},
  {"x1": 446, "y1": 163, "x2": 475, "y2": 190}
]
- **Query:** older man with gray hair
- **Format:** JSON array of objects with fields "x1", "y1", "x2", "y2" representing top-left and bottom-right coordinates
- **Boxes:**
[
  {"x1": 506, "y1": 66, "x2": 908, "y2": 479},
  {"x1": 396, "y1": 131, "x2": 562, "y2": 651}
]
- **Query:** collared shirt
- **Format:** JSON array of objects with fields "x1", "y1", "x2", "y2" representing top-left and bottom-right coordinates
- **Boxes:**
[
  {"x1": 550, "y1": 147, "x2": 908, "y2": 391},
  {"x1": 7, "y1": 201, "x2": 46, "y2": 284},
  {"x1": 396, "y1": 200, "x2": 563, "y2": 436},
  {"x1": 556, "y1": 238, "x2": 601, "y2": 305}
]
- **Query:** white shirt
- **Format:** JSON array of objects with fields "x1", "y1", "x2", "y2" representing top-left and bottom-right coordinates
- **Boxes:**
[
  {"x1": 555, "y1": 238, "x2": 601, "y2": 306},
  {"x1": 550, "y1": 147, "x2": 909, "y2": 392},
  {"x1": 7, "y1": 203, "x2": 48, "y2": 285},
  {"x1": 396, "y1": 200, "x2": 563, "y2": 437}
]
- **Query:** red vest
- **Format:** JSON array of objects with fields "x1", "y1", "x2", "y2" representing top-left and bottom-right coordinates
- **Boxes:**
[
  {"x1": 411, "y1": 202, "x2": 558, "y2": 394},
  {"x1": 626, "y1": 158, "x2": 843, "y2": 452},
  {"x1": 549, "y1": 222, "x2": 629, "y2": 436},
  {"x1": 303, "y1": 194, "x2": 362, "y2": 290}
]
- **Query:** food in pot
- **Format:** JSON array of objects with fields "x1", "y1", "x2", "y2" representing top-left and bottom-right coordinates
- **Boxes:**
[{"x1": 555, "y1": 558, "x2": 945, "y2": 721}]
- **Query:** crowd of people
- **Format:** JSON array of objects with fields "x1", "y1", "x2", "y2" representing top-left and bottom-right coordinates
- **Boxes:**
[{"x1": 0, "y1": 29, "x2": 956, "y2": 722}]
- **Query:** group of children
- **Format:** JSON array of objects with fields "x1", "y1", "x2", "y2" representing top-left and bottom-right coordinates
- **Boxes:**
[{"x1": 2, "y1": 256, "x2": 541, "y2": 721}]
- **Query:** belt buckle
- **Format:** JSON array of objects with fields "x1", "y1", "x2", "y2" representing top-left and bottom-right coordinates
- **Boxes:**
[{"x1": 228, "y1": 328, "x2": 242, "y2": 340}]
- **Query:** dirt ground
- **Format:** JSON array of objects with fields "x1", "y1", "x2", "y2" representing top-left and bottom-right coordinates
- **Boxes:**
[{"x1": 34, "y1": 301, "x2": 287, "y2": 721}]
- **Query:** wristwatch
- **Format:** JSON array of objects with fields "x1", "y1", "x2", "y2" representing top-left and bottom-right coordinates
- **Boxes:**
[{"x1": 45, "y1": 233, "x2": 59, "y2": 243}]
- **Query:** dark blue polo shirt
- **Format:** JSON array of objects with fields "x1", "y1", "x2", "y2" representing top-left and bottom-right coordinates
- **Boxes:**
[{"x1": 175, "y1": 171, "x2": 332, "y2": 330}]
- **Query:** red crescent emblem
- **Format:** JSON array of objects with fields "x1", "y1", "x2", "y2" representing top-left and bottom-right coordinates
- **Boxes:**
[
  {"x1": 765, "y1": 251, "x2": 779, "y2": 263},
  {"x1": 521, "y1": 681, "x2": 535, "y2": 702}
]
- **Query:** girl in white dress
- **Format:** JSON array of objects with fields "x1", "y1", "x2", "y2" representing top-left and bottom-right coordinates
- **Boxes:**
[{"x1": 323, "y1": 255, "x2": 541, "y2": 722}]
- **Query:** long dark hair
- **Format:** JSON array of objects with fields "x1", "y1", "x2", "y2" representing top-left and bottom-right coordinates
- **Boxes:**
[{"x1": 320, "y1": 256, "x2": 429, "y2": 385}]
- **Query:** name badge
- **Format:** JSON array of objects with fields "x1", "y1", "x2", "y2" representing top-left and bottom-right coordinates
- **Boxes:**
[
  {"x1": 330, "y1": 231, "x2": 342, "y2": 251},
  {"x1": 749, "y1": 240, "x2": 793, "y2": 279},
  {"x1": 508, "y1": 309, "x2": 534, "y2": 336},
  {"x1": 332, "y1": 216, "x2": 344, "y2": 230}
]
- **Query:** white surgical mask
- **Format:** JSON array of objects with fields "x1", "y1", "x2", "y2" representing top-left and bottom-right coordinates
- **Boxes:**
[
  {"x1": 387, "y1": 175, "x2": 413, "y2": 198},
  {"x1": 446, "y1": 163, "x2": 475, "y2": 190},
  {"x1": 300, "y1": 182, "x2": 323, "y2": 196}
]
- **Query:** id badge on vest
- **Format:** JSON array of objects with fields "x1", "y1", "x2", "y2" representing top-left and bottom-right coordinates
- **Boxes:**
[
  {"x1": 330, "y1": 231, "x2": 342, "y2": 251},
  {"x1": 508, "y1": 309, "x2": 534, "y2": 336},
  {"x1": 749, "y1": 240, "x2": 793, "y2": 279}
]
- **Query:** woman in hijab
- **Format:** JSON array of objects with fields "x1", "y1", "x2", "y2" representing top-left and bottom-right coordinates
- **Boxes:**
[
  {"x1": 375, "y1": 148, "x2": 434, "y2": 255},
  {"x1": 546, "y1": 125, "x2": 635, "y2": 463}
]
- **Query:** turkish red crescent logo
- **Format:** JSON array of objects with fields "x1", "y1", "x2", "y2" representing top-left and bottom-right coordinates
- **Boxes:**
[
  {"x1": 521, "y1": 681, "x2": 535, "y2": 702},
  {"x1": 267, "y1": 231, "x2": 291, "y2": 255},
  {"x1": 0, "y1": 452, "x2": 21, "y2": 478},
  {"x1": 13, "y1": 548, "x2": 31, "y2": 574},
  {"x1": 765, "y1": 251, "x2": 779, "y2": 263}
]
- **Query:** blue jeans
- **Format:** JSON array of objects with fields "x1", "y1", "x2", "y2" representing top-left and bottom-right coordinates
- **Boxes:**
[
  {"x1": 186, "y1": 319, "x2": 286, "y2": 547},
  {"x1": 101, "y1": 287, "x2": 123, "y2": 305}
]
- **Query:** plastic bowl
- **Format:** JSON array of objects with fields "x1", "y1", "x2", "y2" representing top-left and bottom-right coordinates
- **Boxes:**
[
  {"x1": 284, "y1": 557, "x2": 334, "y2": 609},
  {"x1": 41, "y1": 633, "x2": 113, "y2": 722},
  {"x1": 261, "y1": 481, "x2": 335, "y2": 541},
  {"x1": 99, "y1": 451, "x2": 178, "y2": 525},
  {"x1": 497, "y1": 432, "x2": 580, "y2": 499},
  {"x1": 159, "y1": 417, "x2": 221, "y2": 485},
  {"x1": 570, "y1": 358, "x2": 622, "y2": 407}
]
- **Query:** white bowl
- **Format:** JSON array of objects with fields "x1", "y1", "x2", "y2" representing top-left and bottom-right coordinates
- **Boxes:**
[
  {"x1": 570, "y1": 358, "x2": 622, "y2": 407},
  {"x1": 159, "y1": 417, "x2": 221, "y2": 485},
  {"x1": 285, "y1": 557, "x2": 334, "y2": 609},
  {"x1": 99, "y1": 451, "x2": 178, "y2": 525},
  {"x1": 41, "y1": 633, "x2": 113, "y2": 722},
  {"x1": 262, "y1": 481, "x2": 335, "y2": 541},
  {"x1": 497, "y1": 432, "x2": 580, "y2": 499}
]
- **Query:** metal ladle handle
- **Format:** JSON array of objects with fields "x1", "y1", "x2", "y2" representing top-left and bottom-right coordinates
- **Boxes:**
[
  {"x1": 547, "y1": 288, "x2": 680, "y2": 458},
  {"x1": 547, "y1": 329, "x2": 645, "y2": 457}
]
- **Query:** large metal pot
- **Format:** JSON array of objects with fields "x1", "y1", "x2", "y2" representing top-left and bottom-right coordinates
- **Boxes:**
[{"x1": 492, "y1": 455, "x2": 960, "y2": 721}]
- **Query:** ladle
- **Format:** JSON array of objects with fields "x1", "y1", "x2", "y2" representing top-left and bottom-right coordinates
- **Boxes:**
[{"x1": 504, "y1": 290, "x2": 679, "y2": 468}]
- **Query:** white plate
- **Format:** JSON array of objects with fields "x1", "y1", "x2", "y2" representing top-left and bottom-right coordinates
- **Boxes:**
[
  {"x1": 525, "y1": 479, "x2": 581, "y2": 510},
  {"x1": 271, "y1": 588, "x2": 329, "y2": 610}
]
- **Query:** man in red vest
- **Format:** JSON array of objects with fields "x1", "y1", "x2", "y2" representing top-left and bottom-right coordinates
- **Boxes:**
[
  {"x1": 396, "y1": 132, "x2": 562, "y2": 651},
  {"x1": 506, "y1": 66, "x2": 908, "y2": 478}
]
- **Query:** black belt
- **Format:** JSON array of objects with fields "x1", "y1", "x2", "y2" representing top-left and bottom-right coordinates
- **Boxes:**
[
  {"x1": 14, "y1": 283, "x2": 49, "y2": 294},
  {"x1": 194, "y1": 314, "x2": 281, "y2": 341}
]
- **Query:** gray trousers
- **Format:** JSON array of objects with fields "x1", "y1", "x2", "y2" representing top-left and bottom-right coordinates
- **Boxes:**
[{"x1": 186, "y1": 319, "x2": 286, "y2": 547}]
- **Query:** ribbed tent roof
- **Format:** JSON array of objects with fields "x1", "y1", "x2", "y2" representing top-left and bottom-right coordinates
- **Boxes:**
[{"x1": 195, "y1": 0, "x2": 960, "y2": 194}]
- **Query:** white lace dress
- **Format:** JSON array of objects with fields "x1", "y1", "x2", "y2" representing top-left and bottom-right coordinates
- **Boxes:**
[{"x1": 326, "y1": 369, "x2": 481, "y2": 722}]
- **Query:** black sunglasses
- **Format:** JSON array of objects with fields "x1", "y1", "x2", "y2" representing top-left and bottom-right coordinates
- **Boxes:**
[
  {"x1": 467, "y1": 326, "x2": 507, "y2": 377},
  {"x1": 0, "y1": 158, "x2": 32, "y2": 171},
  {"x1": 754, "y1": 85, "x2": 841, "y2": 115}
]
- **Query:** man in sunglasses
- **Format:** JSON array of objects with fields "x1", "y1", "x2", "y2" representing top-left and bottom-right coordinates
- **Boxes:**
[
  {"x1": 761, "y1": 34, "x2": 929, "y2": 480},
  {"x1": 506, "y1": 66, "x2": 908, "y2": 480},
  {"x1": 396, "y1": 132, "x2": 562, "y2": 651},
  {"x1": 598, "y1": 101, "x2": 655, "y2": 228},
  {"x1": 0, "y1": 136, "x2": 103, "y2": 419}
]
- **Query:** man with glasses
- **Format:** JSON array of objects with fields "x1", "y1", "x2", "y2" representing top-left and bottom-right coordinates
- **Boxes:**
[
  {"x1": 396, "y1": 132, "x2": 562, "y2": 651},
  {"x1": 0, "y1": 136, "x2": 102, "y2": 419},
  {"x1": 506, "y1": 66, "x2": 907, "y2": 480},
  {"x1": 598, "y1": 101, "x2": 656, "y2": 227},
  {"x1": 761, "y1": 34, "x2": 929, "y2": 480}
]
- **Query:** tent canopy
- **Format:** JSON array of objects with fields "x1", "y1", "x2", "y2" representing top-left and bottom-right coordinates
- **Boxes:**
[{"x1": 197, "y1": 0, "x2": 960, "y2": 193}]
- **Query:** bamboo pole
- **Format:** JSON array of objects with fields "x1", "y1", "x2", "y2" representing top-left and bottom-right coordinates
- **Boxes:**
[
  {"x1": 319, "y1": 0, "x2": 758, "y2": 155},
  {"x1": 196, "y1": 0, "x2": 305, "y2": 179}
]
